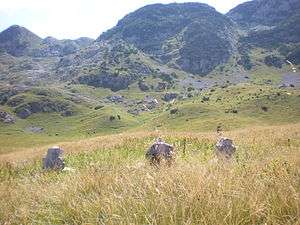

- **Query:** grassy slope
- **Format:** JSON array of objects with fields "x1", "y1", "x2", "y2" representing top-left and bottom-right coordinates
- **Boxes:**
[
  {"x1": 0, "y1": 82, "x2": 299, "y2": 152},
  {"x1": 143, "y1": 84, "x2": 300, "y2": 131},
  {"x1": 0, "y1": 124, "x2": 299, "y2": 224}
]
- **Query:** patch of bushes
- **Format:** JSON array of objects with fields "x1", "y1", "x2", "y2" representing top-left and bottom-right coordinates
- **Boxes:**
[
  {"x1": 237, "y1": 54, "x2": 253, "y2": 70},
  {"x1": 170, "y1": 108, "x2": 178, "y2": 114}
]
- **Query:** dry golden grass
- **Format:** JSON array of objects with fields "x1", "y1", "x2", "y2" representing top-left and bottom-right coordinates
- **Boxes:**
[
  {"x1": 1, "y1": 123, "x2": 299, "y2": 163},
  {"x1": 0, "y1": 131, "x2": 159, "y2": 163},
  {"x1": 0, "y1": 123, "x2": 300, "y2": 224}
]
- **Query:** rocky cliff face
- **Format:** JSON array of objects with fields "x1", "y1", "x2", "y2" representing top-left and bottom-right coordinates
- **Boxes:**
[
  {"x1": 227, "y1": 0, "x2": 300, "y2": 28},
  {"x1": 228, "y1": 0, "x2": 300, "y2": 48},
  {"x1": 98, "y1": 3, "x2": 238, "y2": 75},
  {"x1": 239, "y1": 13, "x2": 300, "y2": 48},
  {"x1": 229, "y1": 0, "x2": 300, "y2": 65}
]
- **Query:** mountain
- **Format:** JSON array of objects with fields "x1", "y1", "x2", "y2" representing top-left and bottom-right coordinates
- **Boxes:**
[
  {"x1": 228, "y1": 0, "x2": 300, "y2": 47},
  {"x1": 56, "y1": 40, "x2": 158, "y2": 91},
  {"x1": 1, "y1": 1, "x2": 299, "y2": 89},
  {"x1": 37, "y1": 36, "x2": 94, "y2": 57},
  {"x1": 228, "y1": 0, "x2": 300, "y2": 66},
  {"x1": 0, "y1": 25, "x2": 95, "y2": 57},
  {"x1": 98, "y1": 3, "x2": 238, "y2": 75},
  {"x1": 73, "y1": 37, "x2": 94, "y2": 48},
  {"x1": 227, "y1": 0, "x2": 300, "y2": 28},
  {"x1": 239, "y1": 13, "x2": 300, "y2": 47},
  {"x1": 0, "y1": 25, "x2": 43, "y2": 57}
]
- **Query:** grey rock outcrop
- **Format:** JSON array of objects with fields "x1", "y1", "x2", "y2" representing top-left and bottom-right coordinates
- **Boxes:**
[
  {"x1": 163, "y1": 93, "x2": 178, "y2": 102},
  {"x1": 16, "y1": 108, "x2": 32, "y2": 119},
  {"x1": 138, "y1": 81, "x2": 150, "y2": 91},
  {"x1": 15, "y1": 100, "x2": 72, "y2": 119},
  {"x1": 25, "y1": 126, "x2": 44, "y2": 133},
  {"x1": 146, "y1": 138, "x2": 175, "y2": 166},
  {"x1": 143, "y1": 96, "x2": 159, "y2": 110},
  {"x1": 107, "y1": 95, "x2": 124, "y2": 103},
  {"x1": 77, "y1": 73, "x2": 133, "y2": 92},
  {"x1": 0, "y1": 110, "x2": 15, "y2": 124},
  {"x1": 42, "y1": 146, "x2": 65, "y2": 170},
  {"x1": 156, "y1": 82, "x2": 167, "y2": 91}
]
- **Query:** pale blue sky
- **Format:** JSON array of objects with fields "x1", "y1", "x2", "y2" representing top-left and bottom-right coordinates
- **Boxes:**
[{"x1": 0, "y1": 0, "x2": 248, "y2": 39}]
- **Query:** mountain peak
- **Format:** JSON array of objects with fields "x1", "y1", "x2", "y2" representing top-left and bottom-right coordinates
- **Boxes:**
[
  {"x1": 0, "y1": 25, "x2": 41, "y2": 40},
  {"x1": 138, "y1": 2, "x2": 215, "y2": 11},
  {"x1": 98, "y1": 2, "x2": 236, "y2": 75},
  {"x1": 8, "y1": 24, "x2": 22, "y2": 30},
  {"x1": 0, "y1": 25, "x2": 42, "y2": 56}
]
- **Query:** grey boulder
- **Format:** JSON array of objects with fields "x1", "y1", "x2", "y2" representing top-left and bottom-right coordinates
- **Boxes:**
[
  {"x1": 146, "y1": 138, "x2": 175, "y2": 166},
  {"x1": 215, "y1": 137, "x2": 236, "y2": 159}
]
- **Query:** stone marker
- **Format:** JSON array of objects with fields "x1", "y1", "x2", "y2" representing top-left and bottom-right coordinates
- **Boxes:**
[
  {"x1": 42, "y1": 146, "x2": 65, "y2": 170},
  {"x1": 215, "y1": 137, "x2": 236, "y2": 159},
  {"x1": 146, "y1": 138, "x2": 175, "y2": 166}
]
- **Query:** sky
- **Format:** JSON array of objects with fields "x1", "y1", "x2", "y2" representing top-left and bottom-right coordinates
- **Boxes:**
[{"x1": 0, "y1": 0, "x2": 248, "y2": 40}]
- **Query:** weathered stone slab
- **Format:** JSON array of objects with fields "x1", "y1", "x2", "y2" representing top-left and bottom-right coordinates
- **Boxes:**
[
  {"x1": 42, "y1": 146, "x2": 65, "y2": 170},
  {"x1": 215, "y1": 137, "x2": 236, "y2": 159},
  {"x1": 146, "y1": 138, "x2": 175, "y2": 166}
]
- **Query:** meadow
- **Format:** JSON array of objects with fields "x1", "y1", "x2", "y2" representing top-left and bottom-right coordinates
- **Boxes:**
[{"x1": 1, "y1": 123, "x2": 299, "y2": 224}]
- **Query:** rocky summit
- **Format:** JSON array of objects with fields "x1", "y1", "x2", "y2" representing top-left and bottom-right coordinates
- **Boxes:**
[
  {"x1": 99, "y1": 3, "x2": 238, "y2": 75},
  {"x1": 0, "y1": 25, "x2": 42, "y2": 57},
  {"x1": 0, "y1": 25, "x2": 94, "y2": 58}
]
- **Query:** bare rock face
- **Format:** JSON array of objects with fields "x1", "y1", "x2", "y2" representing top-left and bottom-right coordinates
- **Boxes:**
[
  {"x1": 215, "y1": 137, "x2": 236, "y2": 159},
  {"x1": 138, "y1": 81, "x2": 150, "y2": 91},
  {"x1": 98, "y1": 3, "x2": 237, "y2": 75},
  {"x1": 0, "y1": 110, "x2": 15, "y2": 124},
  {"x1": 42, "y1": 146, "x2": 65, "y2": 170},
  {"x1": 146, "y1": 138, "x2": 175, "y2": 166},
  {"x1": 163, "y1": 93, "x2": 178, "y2": 102},
  {"x1": 15, "y1": 100, "x2": 72, "y2": 119},
  {"x1": 107, "y1": 95, "x2": 124, "y2": 103},
  {"x1": 227, "y1": 0, "x2": 300, "y2": 28},
  {"x1": 155, "y1": 82, "x2": 168, "y2": 91},
  {"x1": 143, "y1": 96, "x2": 159, "y2": 110},
  {"x1": 25, "y1": 126, "x2": 44, "y2": 133}
]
